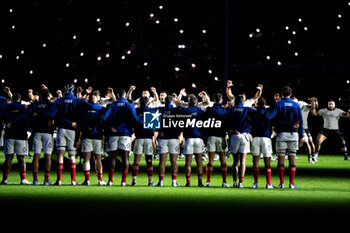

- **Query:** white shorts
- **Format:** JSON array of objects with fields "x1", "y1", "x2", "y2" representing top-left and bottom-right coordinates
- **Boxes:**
[
  {"x1": 133, "y1": 138, "x2": 154, "y2": 155},
  {"x1": 276, "y1": 132, "x2": 299, "y2": 152},
  {"x1": 33, "y1": 133, "x2": 54, "y2": 154},
  {"x1": 207, "y1": 136, "x2": 227, "y2": 153},
  {"x1": 252, "y1": 137, "x2": 272, "y2": 157},
  {"x1": 230, "y1": 133, "x2": 250, "y2": 154},
  {"x1": 158, "y1": 139, "x2": 180, "y2": 154},
  {"x1": 56, "y1": 128, "x2": 76, "y2": 151},
  {"x1": 108, "y1": 136, "x2": 132, "y2": 151},
  {"x1": 81, "y1": 138, "x2": 104, "y2": 154},
  {"x1": 4, "y1": 139, "x2": 28, "y2": 155},
  {"x1": 184, "y1": 138, "x2": 205, "y2": 155}
]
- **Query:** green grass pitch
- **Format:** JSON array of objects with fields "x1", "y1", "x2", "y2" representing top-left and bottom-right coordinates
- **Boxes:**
[{"x1": 1, "y1": 151, "x2": 350, "y2": 217}]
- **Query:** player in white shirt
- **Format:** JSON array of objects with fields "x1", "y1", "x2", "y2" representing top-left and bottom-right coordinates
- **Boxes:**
[
  {"x1": 310, "y1": 99, "x2": 350, "y2": 161},
  {"x1": 292, "y1": 97, "x2": 316, "y2": 164}
]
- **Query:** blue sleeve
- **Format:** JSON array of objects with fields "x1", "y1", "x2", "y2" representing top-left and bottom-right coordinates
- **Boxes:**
[
  {"x1": 43, "y1": 100, "x2": 58, "y2": 118},
  {"x1": 128, "y1": 103, "x2": 142, "y2": 126},
  {"x1": 265, "y1": 102, "x2": 278, "y2": 120},
  {"x1": 10, "y1": 107, "x2": 32, "y2": 126}
]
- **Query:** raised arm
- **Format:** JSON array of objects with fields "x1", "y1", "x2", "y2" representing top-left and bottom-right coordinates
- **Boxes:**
[
  {"x1": 226, "y1": 80, "x2": 234, "y2": 101},
  {"x1": 310, "y1": 97, "x2": 320, "y2": 116},
  {"x1": 126, "y1": 85, "x2": 136, "y2": 101},
  {"x1": 252, "y1": 84, "x2": 263, "y2": 102}
]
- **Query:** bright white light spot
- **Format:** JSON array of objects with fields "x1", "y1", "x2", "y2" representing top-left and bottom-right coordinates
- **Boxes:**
[
  {"x1": 97, "y1": 27, "x2": 102, "y2": 32},
  {"x1": 1, "y1": 79, "x2": 5, "y2": 83},
  {"x1": 338, "y1": 14, "x2": 342, "y2": 18},
  {"x1": 292, "y1": 31, "x2": 296, "y2": 35},
  {"x1": 192, "y1": 83, "x2": 196, "y2": 88},
  {"x1": 249, "y1": 33, "x2": 253, "y2": 38},
  {"x1": 66, "y1": 63, "x2": 70, "y2": 67},
  {"x1": 21, "y1": 50, "x2": 24, "y2": 54},
  {"x1": 304, "y1": 27, "x2": 308, "y2": 31},
  {"x1": 191, "y1": 63, "x2": 196, "y2": 68},
  {"x1": 266, "y1": 55, "x2": 270, "y2": 60},
  {"x1": 155, "y1": 20, "x2": 160, "y2": 24},
  {"x1": 97, "y1": 56, "x2": 101, "y2": 61},
  {"x1": 85, "y1": 78, "x2": 88, "y2": 83},
  {"x1": 73, "y1": 35, "x2": 77, "y2": 39},
  {"x1": 202, "y1": 29, "x2": 207, "y2": 34},
  {"x1": 256, "y1": 28, "x2": 260, "y2": 33},
  {"x1": 179, "y1": 29, "x2": 184, "y2": 34},
  {"x1": 11, "y1": 25, "x2": 15, "y2": 29},
  {"x1": 29, "y1": 70, "x2": 33, "y2": 75},
  {"x1": 288, "y1": 40, "x2": 292, "y2": 44},
  {"x1": 175, "y1": 67, "x2": 180, "y2": 72},
  {"x1": 143, "y1": 62, "x2": 148, "y2": 66},
  {"x1": 16, "y1": 56, "x2": 20, "y2": 60},
  {"x1": 347, "y1": 80, "x2": 350, "y2": 84},
  {"x1": 294, "y1": 52, "x2": 299, "y2": 56},
  {"x1": 80, "y1": 52, "x2": 84, "y2": 56},
  {"x1": 125, "y1": 22, "x2": 130, "y2": 27},
  {"x1": 208, "y1": 69, "x2": 212, "y2": 74},
  {"x1": 173, "y1": 18, "x2": 178, "y2": 22},
  {"x1": 121, "y1": 55, "x2": 125, "y2": 60},
  {"x1": 43, "y1": 43, "x2": 46, "y2": 47},
  {"x1": 74, "y1": 79, "x2": 78, "y2": 83},
  {"x1": 9, "y1": 9, "x2": 13, "y2": 13},
  {"x1": 277, "y1": 61, "x2": 282, "y2": 66},
  {"x1": 159, "y1": 5, "x2": 163, "y2": 9},
  {"x1": 105, "y1": 53, "x2": 110, "y2": 58},
  {"x1": 150, "y1": 13, "x2": 154, "y2": 18},
  {"x1": 285, "y1": 26, "x2": 289, "y2": 30},
  {"x1": 96, "y1": 18, "x2": 101, "y2": 22},
  {"x1": 127, "y1": 50, "x2": 131, "y2": 54},
  {"x1": 214, "y1": 76, "x2": 219, "y2": 81},
  {"x1": 337, "y1": 25, "x2": 341, "y2": 30},
  {"x1": 298, "y1": 18, "x2": 302, "y2": 22}
]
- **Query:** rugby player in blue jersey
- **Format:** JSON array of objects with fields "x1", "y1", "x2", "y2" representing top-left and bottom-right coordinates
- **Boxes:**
[
  {"x1": 100, "y1": 89, "x2": 142, "y2": 186},
  {"x1": 266, "y1": 86, "x2": 303, "y2": 189}
]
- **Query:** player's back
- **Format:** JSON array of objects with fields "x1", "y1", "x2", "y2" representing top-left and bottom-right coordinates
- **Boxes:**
[
  {"x1": 103, "y1": 97, "x2": 141, "y2": 136},
  {"x1": 31, "y1": 98, "x2": 54, "y2": 134},
  {"x1": 268, "y1": 98, "x2": 302, "y2": 134},
  {"x1": 250, "y1": 107, "x2": 273, "y2": 138},
  {"x1": 226, "y1": 102, "x2": 252, "y2": 134}
]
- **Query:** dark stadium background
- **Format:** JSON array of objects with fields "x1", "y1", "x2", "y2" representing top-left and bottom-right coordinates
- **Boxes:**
[{"x1": 1, "y1": 0, "x2": 350, "y2": 153}]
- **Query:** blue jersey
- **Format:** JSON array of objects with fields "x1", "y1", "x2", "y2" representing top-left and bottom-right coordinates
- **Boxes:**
[
  {"x1": 30, "y1": 98, "x2": 55, "y2": 134},
  {"x1": 203, "y1": 103, "x2": 228, "y2": 137},
  {"x1": 157, "y1": 103, "x2": 182, "y2": 140},
  {"x1": 100, "y1": 97, "x2": 142, "y2": 137},
  {"x1": 46, "y1": 93, "x2": 103, "y2": 130},
  {"x1": 78, "y1": 103, "x2": 104, "y2": 140},
  {"x1": 175, "y1": 106, "x2": 204, "y2": 139},
  {"x1": 134, "y1": 106, "x2": 155, "y2": 139},
  {"x1": 3, "y1": 103, "x2": 28, "y2": 140},
  {"x1": 250, "y1": 107, "x2": 273, "y2": 138},
  {"x1": 265, "y1": 98, "x2": 303, "y2": 138},
  {"x1": 226, "y1": 103, "x2": 254, "y2": 134}
]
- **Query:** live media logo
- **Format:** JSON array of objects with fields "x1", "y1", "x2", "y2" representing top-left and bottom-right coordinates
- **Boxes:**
[{"x1": 143, "y1": 111, "x2": 221, "y2": 130}]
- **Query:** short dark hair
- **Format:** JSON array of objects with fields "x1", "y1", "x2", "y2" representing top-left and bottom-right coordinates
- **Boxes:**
[
  {"x1": 165, "y1": 95, "x2": 173, "y2": 104},
  {"x1": 188, "y1": 94, "x2": 198, "y2": 106},
  {"x1": 281, "y1": 86, "x2": 292, "y2": 97},
  {"x1": 235, "y1": 95, "x2": 245, "y2": 106},
  {"x1": 117, "y1": 89, "x2": 126, "y2": 98},
  {"x1": 40, "y1": 89, "x2": 50, "y2": 99},
  {"x1": 12, "y1": 93, "x2": 21, "y2": 102},
  {"x1": 139, "y1": 96, "x2": 149, "y2": 107},
  {"x1": 212, "y1": 93, "x2": 222, "y2": 103},
  {"x1": 257, "y1": 97, "x2": 266, "y2": 108}
]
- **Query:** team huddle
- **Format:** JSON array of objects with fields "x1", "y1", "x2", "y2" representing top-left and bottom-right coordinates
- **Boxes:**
[{"x1": 0, "y1": 81, "x2": 349, "y2": 189}]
